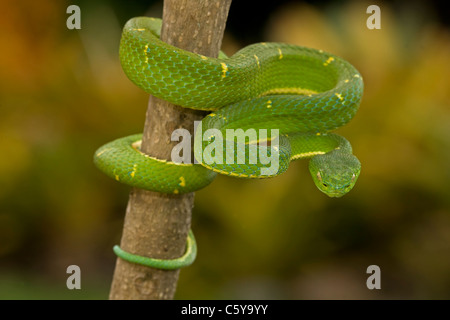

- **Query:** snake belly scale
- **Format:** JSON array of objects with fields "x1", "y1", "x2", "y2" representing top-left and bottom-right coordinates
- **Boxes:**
[{"x1": 94, "y1": 17, "x2": 364, "y2": 269}]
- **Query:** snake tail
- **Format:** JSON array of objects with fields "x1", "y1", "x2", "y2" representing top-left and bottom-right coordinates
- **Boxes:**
[{"x1": 113, "y1": 230, "x2": 197, "y2": 270}]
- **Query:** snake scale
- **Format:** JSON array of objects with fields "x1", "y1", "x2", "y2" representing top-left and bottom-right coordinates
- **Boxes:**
[{"x1": 94, "y1": 17, "x2": 364, "y2": 269}]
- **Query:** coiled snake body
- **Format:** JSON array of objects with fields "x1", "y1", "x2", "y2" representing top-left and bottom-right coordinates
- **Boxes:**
[{"x1": 94, "y1": 17, "x2": 363, "y2": 269}]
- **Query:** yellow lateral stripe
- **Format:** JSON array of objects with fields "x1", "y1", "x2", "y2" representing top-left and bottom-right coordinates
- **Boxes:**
[
  {"x1": 260, "y1": 87, "x2": 318, "y2": 96},
  {"x1": 277, "y1": 48, "x2": 283, "y2": 59},
  {"x1": 291, "y1": 151, "x2": 326, "y2": 160},
  {"x1": 323, "y1": 56, "x2": 335, "y2": 66},
  {"x1": 220, "y1": 62, "x2": 228, "y2": 78},
  {"x1": 335, "y1": 93, "x2": 344, "y2": 101},
  {"x1": 254, "y1": 54, "x2": 260, "y2": 68},
  {"x1": 144, "y1": 44, "x2": 149, "y2": 64},
  {"x1": 201, "y1": 164, "x2": 264, "y2": 178},
  {"x1": 131, "y1": 141, "x2": 194, "y2": 166},
  {"x1": 96, "y1": 148, "x2": 113, "y2": 157},
  {"x1": 130, "y1": 164, "x2": 138, "y2": 178}
]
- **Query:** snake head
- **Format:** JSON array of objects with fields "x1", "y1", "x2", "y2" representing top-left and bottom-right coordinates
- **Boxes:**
[{"x1": 309, "y1": 150, "x2": 361, "y2": 197}]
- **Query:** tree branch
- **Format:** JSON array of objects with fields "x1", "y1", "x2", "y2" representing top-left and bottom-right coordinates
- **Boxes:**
[{"x1": 109, "y1": 0, "x2": 232, "y2": 300}]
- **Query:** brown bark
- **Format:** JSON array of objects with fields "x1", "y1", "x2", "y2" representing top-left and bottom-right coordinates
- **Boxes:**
[{"x1": 109, "y1": 0, "x2": 232, "y2": 300}]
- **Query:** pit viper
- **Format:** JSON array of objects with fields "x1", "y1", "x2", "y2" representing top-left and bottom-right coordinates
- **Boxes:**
[{"x1": 94, "y1": 17, "x2": 364, "y2": 270}]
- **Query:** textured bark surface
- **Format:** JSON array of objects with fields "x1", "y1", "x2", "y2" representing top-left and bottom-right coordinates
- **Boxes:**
[{"x1": 109, "y1": 0, "x2": 232, "y2": 300}]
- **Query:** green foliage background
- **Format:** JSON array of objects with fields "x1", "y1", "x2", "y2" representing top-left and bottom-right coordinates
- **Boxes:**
[{"x1": 0, "y1": 0, "x2": 449, "y2": 299}]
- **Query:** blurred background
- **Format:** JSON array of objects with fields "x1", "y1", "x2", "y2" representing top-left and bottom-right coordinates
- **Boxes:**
[{"x1": 0, "y1": 0, "x2": 449, "y2": 299}]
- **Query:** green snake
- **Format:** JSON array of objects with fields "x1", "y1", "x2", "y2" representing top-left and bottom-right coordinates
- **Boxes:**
[{"x1": 94, "y1": 17, "x2": 363, "y2": 270}]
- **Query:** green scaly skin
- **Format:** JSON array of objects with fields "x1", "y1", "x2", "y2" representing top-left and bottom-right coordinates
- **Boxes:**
[{"x1": 94, "y1": 17, "x2": 363, "y2": 269}]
